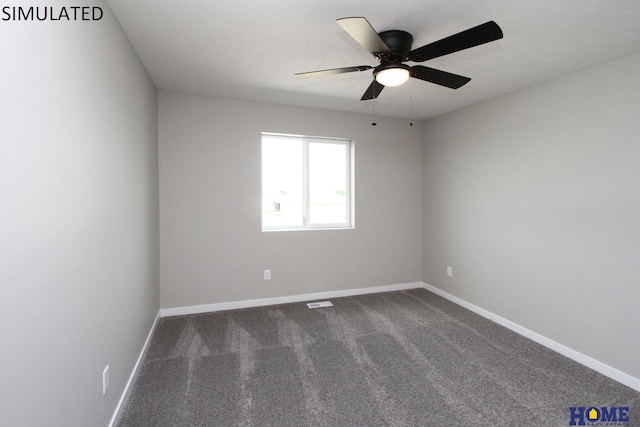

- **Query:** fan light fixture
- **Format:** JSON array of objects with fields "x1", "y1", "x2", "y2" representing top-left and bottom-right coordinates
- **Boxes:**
[{"x1": 375, "y1": 64, "x2": 410, "y2": 87}]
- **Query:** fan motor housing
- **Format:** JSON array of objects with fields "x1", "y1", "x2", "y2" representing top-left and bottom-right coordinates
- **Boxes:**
[{"x1": 378, "y1": 30, "x2": 413, "y2": 61}]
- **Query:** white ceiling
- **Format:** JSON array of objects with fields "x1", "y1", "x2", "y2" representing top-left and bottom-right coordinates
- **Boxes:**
[{"x1": 106, "y1": 0, "x2": 640, "y2": 120}]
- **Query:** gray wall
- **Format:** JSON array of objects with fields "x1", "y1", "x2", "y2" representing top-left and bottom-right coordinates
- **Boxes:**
[
  {"x1": 159, "y1": 92, "x2": 423, "y2": 309},
  {"x1": 0, "y1": 2, "x2": 159, "y2": 425},
  {"x1": 423, "y1": 53, "x2": 640, "y2": 380}
]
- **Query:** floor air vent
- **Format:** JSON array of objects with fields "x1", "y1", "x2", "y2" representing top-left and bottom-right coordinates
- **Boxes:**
[{"x1": 306, "y1": 301, "x2": 333, "y2": 309}]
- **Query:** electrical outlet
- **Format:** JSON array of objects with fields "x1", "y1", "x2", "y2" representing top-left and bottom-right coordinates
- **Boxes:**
[
  {"x1": 264, "y1": 269, "x2": 271, "y2": 280},
  {"x1": 102, "y1": 365, "x2": 110, "y2": 395},
  {"x1": 447, "y1": 266, "x2": 453, "y2": 277}
]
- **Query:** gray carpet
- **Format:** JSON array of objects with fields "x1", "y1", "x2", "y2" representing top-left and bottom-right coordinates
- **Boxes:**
[{"x1": 116, "y1": 289, "x2": 640, "y2": 426}]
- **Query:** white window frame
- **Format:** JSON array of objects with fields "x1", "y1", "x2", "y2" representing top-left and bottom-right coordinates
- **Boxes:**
[{"x1": 261, "y1": 133, "x2": 354, "y2": 232}]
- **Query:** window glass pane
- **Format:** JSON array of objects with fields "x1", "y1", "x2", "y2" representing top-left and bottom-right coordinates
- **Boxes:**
[
  {"x1": 261, "y1": 133, "x2": 353, "y2": 231},
  {"x1": 262, "y1": 136, "x2": 303, "y2": 228},
  {"x1": 308, "y1": 141, "x2": 348, "y2": 225}
]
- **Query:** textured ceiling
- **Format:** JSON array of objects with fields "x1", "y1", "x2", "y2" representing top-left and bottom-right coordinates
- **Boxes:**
[{"x1": 106, "y1": 0, "x2": 640, "y2": 120}]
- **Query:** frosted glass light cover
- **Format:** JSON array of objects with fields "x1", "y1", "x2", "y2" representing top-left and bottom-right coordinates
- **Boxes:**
[{"x1": 375, "y1": 67, "x2": 410, "y2": 87}]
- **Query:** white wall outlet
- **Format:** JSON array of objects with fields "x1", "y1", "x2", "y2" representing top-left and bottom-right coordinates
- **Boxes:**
[
  {"x1": 264, "y1": 269, "x2": 271, "y2": 280},
  {"x1": 447, "y1": 266, "x2": 453, "y2": 277},
  {"x1": 102, "y1": 365, "x2": 110, "y2": 395}
]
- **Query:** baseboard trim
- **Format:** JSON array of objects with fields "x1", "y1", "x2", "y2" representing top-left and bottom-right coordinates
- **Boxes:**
[
  {"x1": 159, "y1": 282, "x2": 424, "y2": 318},
  {"x1": 422, "y1": 282, "x2": 640, "y2": 393},
  {"x1": 108, "y1": 311, "x2": 161, "y2": 427}
]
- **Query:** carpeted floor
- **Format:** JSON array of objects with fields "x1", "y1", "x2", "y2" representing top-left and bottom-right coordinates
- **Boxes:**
[{"x1": 116, "y1": 289, "x2": 640, "y2": 426}]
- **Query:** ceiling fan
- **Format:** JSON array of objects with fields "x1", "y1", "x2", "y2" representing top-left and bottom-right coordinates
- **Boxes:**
[{"x1": 296, "y1": 17, "x2": 503, "y2": 100}]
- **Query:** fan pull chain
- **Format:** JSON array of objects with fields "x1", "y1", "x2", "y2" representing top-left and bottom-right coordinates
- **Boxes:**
[
  {"x1": 371, "y1": 85, "x2": 377, "y2": 126},
  {"x1": 409, "y1": 77, "x2": 414, "y2": 126}
]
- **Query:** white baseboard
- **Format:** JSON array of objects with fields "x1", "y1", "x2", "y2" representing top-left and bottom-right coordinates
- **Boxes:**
[
  {"x1": 422, "y1": 282, "x2": 640, "y2": 393},
  {"x1": 108, "y1": 311, "x2": 161, "y2": 427},
  {"x1": 159, "y1": 282, "x2": 424, "y2": 318}
]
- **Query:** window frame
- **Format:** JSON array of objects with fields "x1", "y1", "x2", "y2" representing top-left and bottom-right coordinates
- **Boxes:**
[{"x1": 261, "y1": 133, "x2": 354, "y2": 232}]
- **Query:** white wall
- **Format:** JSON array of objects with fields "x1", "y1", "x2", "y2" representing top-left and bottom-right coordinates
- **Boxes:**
[
  {"x1": 159, "y1": 92, "x2": 423, "y2": 309},
  {"x1": 423, "y1": 53, "x2": 640, "y2": 381},
  {"x1": 0, "y1": 1, "x2": 159, "y2": 425}
]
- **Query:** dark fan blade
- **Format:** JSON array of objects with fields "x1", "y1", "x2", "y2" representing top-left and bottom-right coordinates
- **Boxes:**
[
  {"x1": 411, "y1": 65, "x2": 471, "y2": 89},
  {"x1": 361, "y1": 80, "x2": 385, "y2": 101},
  {"x1": 408, "y1": 21, "x2": 503, "y2": 62},
  {"x1": 296, "y1": 65, "x2": 373, "y2": 78},
  {"x1": 337, "y1": 17, "x2": 392, "y2": 57}
]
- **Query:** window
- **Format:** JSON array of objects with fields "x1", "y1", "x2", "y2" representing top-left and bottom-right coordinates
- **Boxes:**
[{"x1": 262, "y1": 133, "x2": 353, "y2": 231}]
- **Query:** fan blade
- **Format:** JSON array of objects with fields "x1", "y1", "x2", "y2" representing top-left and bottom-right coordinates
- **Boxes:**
[
  {"x1": 408, "y1": 21, "x2": 503, "y2": 62},
  {"x1": 296, "y1": 65, "x2": 373, "y2": 78},
  {"x1": 337, "y1": 17, "x2": 392, "y2": 57},
  {"x1": 411, "y1": 65, "x2": 471, "y2": 89},
  {"x1": 361, "y1": 80, "x2": 385, "y2": 101}
]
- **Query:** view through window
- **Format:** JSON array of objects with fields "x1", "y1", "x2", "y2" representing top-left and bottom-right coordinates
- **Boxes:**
[{"x1": 262, "y1": 133, "x2": 353, "y2": 231}]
